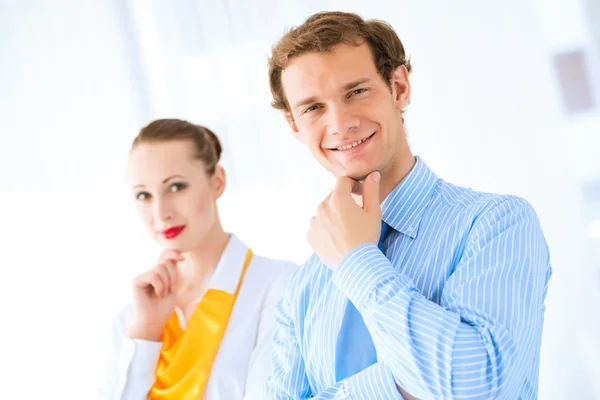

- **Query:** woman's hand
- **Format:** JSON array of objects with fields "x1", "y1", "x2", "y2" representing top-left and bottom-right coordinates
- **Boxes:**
[{"x1": 127, "y1": 250, "x2": 184, "y2": 341}]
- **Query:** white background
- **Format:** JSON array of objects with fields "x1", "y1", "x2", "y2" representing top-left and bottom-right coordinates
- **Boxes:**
[{"x1": 1, "y1": 0, "x2": 599, "y2": 398}]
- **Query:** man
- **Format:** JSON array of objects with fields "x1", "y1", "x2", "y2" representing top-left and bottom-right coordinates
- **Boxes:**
[{"x1": 264, "y1": 11, "x2": 552, "y2": 400}]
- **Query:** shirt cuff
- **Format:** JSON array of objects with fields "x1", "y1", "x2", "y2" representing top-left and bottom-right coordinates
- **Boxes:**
[
  {"x1": 127, "y1": 337, "x2": 162, "y2": 382},
  {"x1": 332, "y1": 243, "x2": 414, "y2": 308},
  {"x1": 343, "y1": 362, "x2": 403, "y2": 400}
]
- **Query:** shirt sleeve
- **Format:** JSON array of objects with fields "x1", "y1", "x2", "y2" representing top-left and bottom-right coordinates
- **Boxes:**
[
  {"x1": 264, "y1": 263, "x2": 403, "y2": 400},
  {"x1": 98, "y1": 306, "x2": 162, "y2": 400},
  {"x1": 332, "y1": 197, "x2": 552, "y2": 399},
  {"x1": 263, "y1": 265, "x2": 317, "y2": 399}
]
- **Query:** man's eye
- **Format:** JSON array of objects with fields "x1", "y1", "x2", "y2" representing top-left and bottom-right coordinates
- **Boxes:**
[
  {"x1": 349, "y1": 88, "x2": 367, "y2": 97},
  {"x1": 304, "y1": 105, "x2": 320, "y2": 114}
]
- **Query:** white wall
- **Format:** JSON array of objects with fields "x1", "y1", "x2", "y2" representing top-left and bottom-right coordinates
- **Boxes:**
[
  {"x1": 1, "y1": 0, "x2": 598, "y2": 398},
  {"x1": 0, "y1": 1, "x2": 148, "y2": 397}
]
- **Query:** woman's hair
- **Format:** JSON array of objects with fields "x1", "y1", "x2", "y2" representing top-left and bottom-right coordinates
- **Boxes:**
[{"x1": 131, "y1": 119, "x2": 222, "y2": 175}]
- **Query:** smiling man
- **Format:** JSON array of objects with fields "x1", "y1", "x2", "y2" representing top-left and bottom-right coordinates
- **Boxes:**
[{"x1": 263, "y1": 11, "x2": 552, "y2": 400}]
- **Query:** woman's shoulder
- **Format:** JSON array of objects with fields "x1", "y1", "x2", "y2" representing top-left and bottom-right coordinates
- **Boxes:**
[
  {"x1": 250, "y1": 252, "x2": 297, "y2": 273},
  {"x1": 231, "y1": 234, "x2": 296, "y2": 276},
  {"x1": 244, "y1": 253, "x2": 297, "y2": 314},
  {"x1": 248, "y1": 252, "x2": 297, "y2": 286}
]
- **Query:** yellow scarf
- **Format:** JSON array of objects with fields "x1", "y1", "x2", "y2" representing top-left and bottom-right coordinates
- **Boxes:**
[{"x1": 149, "y1": 249, "x2": 253, "y2": 400}]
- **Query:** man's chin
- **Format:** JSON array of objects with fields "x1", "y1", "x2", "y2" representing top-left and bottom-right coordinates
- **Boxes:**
[
  {"x1": 348, "y1": 174, "x2": 368, "y2": 182},
  {"x1": 331, "y1": 163, "x2": 374, "y2": 182},
  {"x1": 344, "y1": 168, "x2": 374, "y2": 182}
]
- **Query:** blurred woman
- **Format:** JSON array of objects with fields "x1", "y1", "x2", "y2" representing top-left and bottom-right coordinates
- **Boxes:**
[{"x1": 101, "y1": 119, "x2": 296, "y2": 399}]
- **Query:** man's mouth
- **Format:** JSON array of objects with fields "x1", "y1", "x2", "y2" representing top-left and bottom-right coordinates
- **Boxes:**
[{"x1": 331, "y1": 132, "x2": 375, "y2": 151}]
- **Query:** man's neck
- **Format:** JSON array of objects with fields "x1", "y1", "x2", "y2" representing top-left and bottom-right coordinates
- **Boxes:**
[
  {"x1": 379, "y1": 152, "x2": 416, "y2": 203},
  {"x1": 351, "y1": 153, "x2": 416, "y2": 209}
]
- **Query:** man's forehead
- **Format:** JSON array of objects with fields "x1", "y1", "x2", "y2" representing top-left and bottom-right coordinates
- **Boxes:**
[
  {"x1": 285, "y1": 44, "x2": 373, "y2": 73},
  {"x1": 283, "y1": 50, "x2": 376, "y2": 94}
]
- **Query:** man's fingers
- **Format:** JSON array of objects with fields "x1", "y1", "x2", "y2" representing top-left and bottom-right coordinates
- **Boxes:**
[
  {"x1": 334, "y1": 176, "x2": 355, "y2": 196},
  {"x1": 350, "y1": 180, "x2": 363, "y2": 196}
]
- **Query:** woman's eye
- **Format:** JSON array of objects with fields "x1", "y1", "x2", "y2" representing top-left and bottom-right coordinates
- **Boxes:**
[
  {"x1": 135, "y1": 192, "x2": 150, "y2": 201},
  {"x1": 170, "y1": 182, "x2": 187, "y2": 192}
]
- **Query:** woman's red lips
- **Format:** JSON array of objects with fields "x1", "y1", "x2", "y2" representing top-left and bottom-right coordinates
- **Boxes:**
[{"x1": 161, "y1": 225, "x2": 186, "y2": 239}]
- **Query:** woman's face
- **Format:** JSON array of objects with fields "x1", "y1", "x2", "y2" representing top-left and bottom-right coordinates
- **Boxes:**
[{"x1": 127, "y1": 139, "x2": 225, "y2": 252}]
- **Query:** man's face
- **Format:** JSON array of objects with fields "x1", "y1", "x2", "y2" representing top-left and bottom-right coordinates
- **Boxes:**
[{"x1": 281, "y1": 43, "x2": 411, "y2": 181}]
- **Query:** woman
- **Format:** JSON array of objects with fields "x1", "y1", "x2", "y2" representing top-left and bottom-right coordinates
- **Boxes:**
[{"x1": 101, "y1": 119, "x2": 296, "y2": 399}]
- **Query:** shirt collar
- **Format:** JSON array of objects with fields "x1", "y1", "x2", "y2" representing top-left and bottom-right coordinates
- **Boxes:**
[
  {"x1": 381, "y1": 156, "x2": 438, "y2": 239},
  {"x1": 175, "y1": 234, "x2": 249, "y2": 328},
  {"x1": 186, "y1": 233, "x2": 249, "y2": 308},
  {"x1": 207, "y1": 233, "x2": 249, "y2": 294}
]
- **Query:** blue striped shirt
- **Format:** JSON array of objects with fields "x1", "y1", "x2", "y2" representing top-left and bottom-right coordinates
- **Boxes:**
[{"x1": 265, "y1": 157, "x2": 552, "y2": 399}]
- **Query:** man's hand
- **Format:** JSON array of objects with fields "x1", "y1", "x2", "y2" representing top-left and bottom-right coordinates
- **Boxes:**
[
  {"x1": 398, "y1": 384, "x2": 419, "y2": 399},
  {"x1": 307, "y1": 171, "x2": 382, "y2": 269}
]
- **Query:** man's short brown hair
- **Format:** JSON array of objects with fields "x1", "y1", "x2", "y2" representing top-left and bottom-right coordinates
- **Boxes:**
[{"x1": 268, "y1": 11, "x2": 412, "y2": 118}]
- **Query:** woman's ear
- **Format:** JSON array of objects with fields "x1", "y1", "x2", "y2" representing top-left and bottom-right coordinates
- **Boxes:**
[{"x1": 211, "y1": 165, "x2": 226, "y2": 199}]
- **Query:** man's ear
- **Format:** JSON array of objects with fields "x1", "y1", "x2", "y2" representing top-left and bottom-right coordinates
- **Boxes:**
[
  {"x1": 390, "y1": 64, "x2": 411, "y2": 111},
  {"x1": 286, "y1": 113, "x2": 302, "y2": 142}
]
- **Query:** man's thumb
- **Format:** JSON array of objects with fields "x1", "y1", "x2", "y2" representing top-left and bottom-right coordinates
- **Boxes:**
[{"x1": 362, "y1": 171, "x2": 381, "y2": 213}]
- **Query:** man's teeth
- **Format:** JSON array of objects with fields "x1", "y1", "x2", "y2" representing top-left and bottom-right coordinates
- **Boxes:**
[{"x1": 336, "y1": 136, "x2": 369, "y2": 151}]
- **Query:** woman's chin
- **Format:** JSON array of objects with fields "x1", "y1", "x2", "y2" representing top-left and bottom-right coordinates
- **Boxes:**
[{"x1": 157, "y1": 237, "x2": 188, "y2": 252}]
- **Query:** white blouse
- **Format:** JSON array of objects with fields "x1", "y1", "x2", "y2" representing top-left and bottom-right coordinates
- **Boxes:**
[{"x1": 99, "y1": 234, "x2": 297, "y2": 400}]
